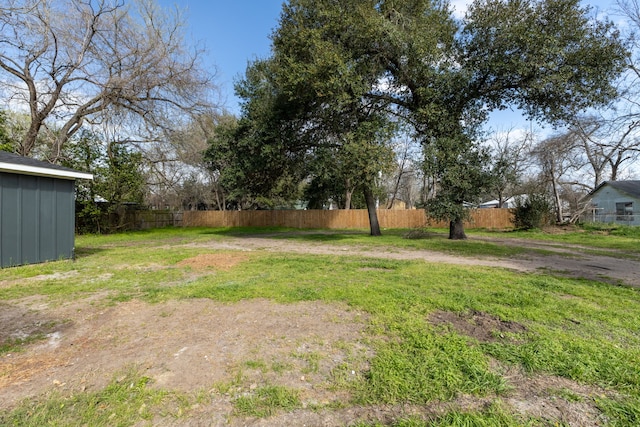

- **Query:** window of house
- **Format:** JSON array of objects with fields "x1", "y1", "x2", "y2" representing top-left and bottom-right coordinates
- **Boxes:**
[{"x1": 616, "y1": 202, "x2": 634, "y2": 221}]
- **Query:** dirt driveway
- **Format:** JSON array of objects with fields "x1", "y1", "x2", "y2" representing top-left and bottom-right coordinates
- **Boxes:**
[
  {"x1": 0, "y1": 232, "x2": 635, "y2": 426},
  {"x1": 185, "y1": 233, "x2": 640, "y2": 287}
]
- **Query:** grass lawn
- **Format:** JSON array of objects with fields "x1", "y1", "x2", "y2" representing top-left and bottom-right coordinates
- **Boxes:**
[{"x1": 1, "y1": 226, "x2": 639, "y2": 426}]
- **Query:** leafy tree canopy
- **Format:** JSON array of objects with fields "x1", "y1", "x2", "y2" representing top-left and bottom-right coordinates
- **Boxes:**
[{"x1": 216, "y1": 0, "x2": 627, "y2": 237}]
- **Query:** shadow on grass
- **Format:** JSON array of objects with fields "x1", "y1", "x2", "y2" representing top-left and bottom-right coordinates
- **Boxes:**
[
  {"x1": 74, "y1": 247, "x2": 108, "y2": 258},
  {"x1": 197, "y1": 226, "x2": 368, "y2": 242}
]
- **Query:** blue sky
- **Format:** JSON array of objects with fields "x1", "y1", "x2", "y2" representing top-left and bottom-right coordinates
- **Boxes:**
[
  {"x1": 158, "y1": 1, "x2": 283, "y2": 113},
  {"x1": 162, "y1": 0, "x2": 621, "y2": 132}
]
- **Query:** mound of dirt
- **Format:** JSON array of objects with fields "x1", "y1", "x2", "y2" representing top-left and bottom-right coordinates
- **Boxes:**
[{"x1": 429, "y1": 310, "x2": 527, "y2": 343}]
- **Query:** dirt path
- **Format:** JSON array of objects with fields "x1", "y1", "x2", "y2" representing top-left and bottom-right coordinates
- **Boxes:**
[{"x1": 185, "y1": 234, "x2": 640, "y2": 287}]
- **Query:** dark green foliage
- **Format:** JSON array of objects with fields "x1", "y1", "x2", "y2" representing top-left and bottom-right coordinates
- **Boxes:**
[
  {"x1": 423, "y1": 141, "x2": 496, "y2": 239},
  {"x1": 204, "y1": 103, "x2": 307, "y2": 210},
  {"x1": 212, "y1": 0, "x2": 399, "y2": 231},
  {"x1": 210, "y1": 0, "x2": 626, "y2": 237},
  {"x1": 61, "y1": 131, "x2": 146, "y2": 233},
  {"x1": 512, "y1": 194, "x2": 553, "y2": 230},
  {"x1": 0, "y1": 109, "x2": 16, "y2": 152},
  {"x1": 461, "y1": 0, "x2": 627, "y2": 123}
]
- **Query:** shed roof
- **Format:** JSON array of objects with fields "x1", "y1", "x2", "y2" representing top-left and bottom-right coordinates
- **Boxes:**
[
  {"x1": 0, "y1": 151, "x2": 93, "y2": 180},
  {"x1": 591, "y1": 181, "x2": 640, "y2": 199}
]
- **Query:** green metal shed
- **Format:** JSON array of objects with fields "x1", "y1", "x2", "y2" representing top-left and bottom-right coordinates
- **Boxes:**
[{"x1": 0, "y1": 151, "x2": 93, "y2": 267}]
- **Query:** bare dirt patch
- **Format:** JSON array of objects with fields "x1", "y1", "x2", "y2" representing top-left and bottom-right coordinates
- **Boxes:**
[
  {"x1": 495, "y1": 362, "x2": 609, "y2": 427},
  {"x1": 0, "y1": 297, "x2": 369, "y2": 420},
  {"x1": 1, "y1": 296, "x2": 614, "y2": 426},
  {"x1": 429, "y1": 310, "x2": 527, "y2": 343},
  {"x1": 0, "y1": 303, "x2": 70, "y2": 352},
  {"x1": 0, "y1": 271, "x2": 79, "y2": 289}
]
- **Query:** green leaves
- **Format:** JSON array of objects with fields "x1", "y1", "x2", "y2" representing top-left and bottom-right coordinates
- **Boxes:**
[
  {"x1": 461, "y1": 0, "x2": 627, "y2": 123},
  {"x1": 225, "y1": 0, "x2": 627, "y2": 234}
]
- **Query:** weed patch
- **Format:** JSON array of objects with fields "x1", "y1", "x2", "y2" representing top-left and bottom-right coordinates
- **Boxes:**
[
  {"x1": 233, "y1": 385, "x2": 301, "y2": 417},
  {"x1": 0, "y1": 369, "x2": 184, "y2": 426}
]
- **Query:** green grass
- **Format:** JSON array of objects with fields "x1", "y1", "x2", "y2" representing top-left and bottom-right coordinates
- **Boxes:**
[
  {"x1": 205, "y1": 226, "x2": 531, "y2": 257},
  {"x1": 2, "y1": 226, "x2": 640, "y2": 425},
  {"x1": 469, "y1": 223, "x2": 640, "y2": 254},
  {"x1": 233, "y1": 385, "x2": 301, "y2": 417},
  {"x1": 355, "y1": 402, "x2": 539, "y2": 426},
  {"x1": 0, "y1": 369, "x2": 186, "y2": 426},
  {"x1": 0, "y1": 334, "x2": 48, "y2": 355},
  {"x1": 596, "y1": 396, "x2": 640, "y2": 426}
]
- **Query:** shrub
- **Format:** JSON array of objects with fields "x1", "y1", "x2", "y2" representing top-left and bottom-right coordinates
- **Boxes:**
[{"x1": 512, "y1": 193, "x2": 553, "y2": 230}]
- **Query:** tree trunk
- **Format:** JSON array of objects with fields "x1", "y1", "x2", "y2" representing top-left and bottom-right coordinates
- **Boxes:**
[
  {"x1": 594, "y1": 169, "x2": 602, "y2": 189},
  {"x1": 214, "y1": 184, "x2": 225, "y2": 211},
  {"x1": 363, "y1": 185, "x2": 381, "y2": 236},
  {"x1": 498, "y1": 190, "x2": 504, "y2": 208},
  {"x1": 387, "y1": 170, "x2": 403, "y2": 209},
  {"x1": 550, "y1": 173, "x2": 563, "y2": 223},
  {"x1": 20, "y1": 120, "x2": 42, "y2": 157},
  {"x1": 609, "y1": 154, "x2": 623, "y2": 182},
  {"x1": 345, "y1": 179, "x2": 353, "y2": 210},
  {"x1": 449, "y1": 218, "x2": 467, "y2": 240}
]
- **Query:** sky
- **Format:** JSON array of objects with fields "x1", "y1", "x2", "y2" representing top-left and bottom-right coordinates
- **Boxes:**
[
  {"x1": 157, "y1": 1, "x2": 284, "y2": 113},
  {"x1": 161, "y1": 0, "x2": 622, "y2": 133}
]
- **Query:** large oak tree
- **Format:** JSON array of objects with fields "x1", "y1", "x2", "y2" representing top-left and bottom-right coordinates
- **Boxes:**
[{"x1": 222, "y1": 0, "x2": 627, "y2": 237}]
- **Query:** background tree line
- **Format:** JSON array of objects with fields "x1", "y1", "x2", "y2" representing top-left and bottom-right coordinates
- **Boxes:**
[{"x1": 0, "y1": 0, "x2": 638, "y2": 237}]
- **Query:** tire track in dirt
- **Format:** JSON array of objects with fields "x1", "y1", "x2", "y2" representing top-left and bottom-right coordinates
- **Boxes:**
[{"x1": 184, "y1": 235, "x2": 640, "y2": 287}]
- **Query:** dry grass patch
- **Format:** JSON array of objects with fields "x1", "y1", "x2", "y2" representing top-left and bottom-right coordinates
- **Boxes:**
[{"x1": 176, "y1": 253, "x2": 249, "y2": 270}]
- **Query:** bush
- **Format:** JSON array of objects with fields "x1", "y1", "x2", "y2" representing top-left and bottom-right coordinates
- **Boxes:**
[{"x1": 512, "y1": 193, "x2": 553, "y2": 230}]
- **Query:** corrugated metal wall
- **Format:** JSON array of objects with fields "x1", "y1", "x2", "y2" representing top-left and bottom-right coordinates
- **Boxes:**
[{"x1": 0, "y1": 172, "x2": 75, "y2": 267}]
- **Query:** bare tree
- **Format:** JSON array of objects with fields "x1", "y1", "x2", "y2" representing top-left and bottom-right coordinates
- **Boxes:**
[
  {"x1": 487, "y1": 126, "x2": 535, "y2": 207},
  {"x1": 0, "y1": 0, "x2": 215, "y2": 160},
  {"x1": 619, "y1": 0, "x2": 640, "y2": 80},
  {"x1": 567, "y1": 114, "x2": 640, "y2": 187},
  {"x1": 145, "y1": 112, "x2": 231, "y2": 210},
  {"x1": 531, "y1": 134, "x2": 580, "y2": 223},
  {"x1": 385, "y1": 134, "x2": 421, "y2": 209}
]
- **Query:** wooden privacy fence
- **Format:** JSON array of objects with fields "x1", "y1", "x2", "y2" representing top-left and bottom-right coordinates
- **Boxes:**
[
  {"x1": 182, "y1": 208, "x2": 514, "y2": 230},
  {"x1": 133, "y1": 210, "x2": 183, "y2": 229}
]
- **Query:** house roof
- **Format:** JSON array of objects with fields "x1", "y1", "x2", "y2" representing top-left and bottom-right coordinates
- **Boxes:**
[
  {"x1": 591, "y1": 181, "x2": 640, "y2": 200},
  {"x1": 478, "y1": 194, "x2": 527, "y2": 208},
  {"x1": 0, "y1": 151, "x2": 93, "y2": 180}
]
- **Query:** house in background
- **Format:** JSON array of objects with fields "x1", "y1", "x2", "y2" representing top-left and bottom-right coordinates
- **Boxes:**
[
  {"x1": 478, "y1": 195, "x2": 527, "y2": 209},
  {"x1": 0, "y1": 151, "x2": 93, "y2": 267},
  {"x1": 586, "y1": 181, "x2": 640, "y2": 226}
]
